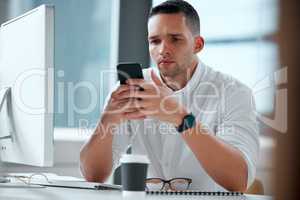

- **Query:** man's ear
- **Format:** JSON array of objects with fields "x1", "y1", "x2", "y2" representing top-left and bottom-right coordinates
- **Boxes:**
[{"x1": 193, "y1": 36, "x2": 204, "y2": 54}]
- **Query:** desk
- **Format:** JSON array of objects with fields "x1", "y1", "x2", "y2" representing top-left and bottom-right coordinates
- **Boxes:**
[{"x1": 0, "y1": 187, "x2": 273, "y2": 200}]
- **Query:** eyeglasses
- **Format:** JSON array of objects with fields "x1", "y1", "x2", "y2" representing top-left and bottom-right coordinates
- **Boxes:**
[
  {"x1": 145, "y1": 177, "x2": 192, "y2": 191},
  {"x1": 1, "y1": 173, "x2": 51, "y2": 188}
]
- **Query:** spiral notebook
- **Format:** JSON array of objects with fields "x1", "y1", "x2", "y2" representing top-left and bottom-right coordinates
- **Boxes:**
[{"x1": 146, "y1": 190, "x2": 244, "y2": 196}]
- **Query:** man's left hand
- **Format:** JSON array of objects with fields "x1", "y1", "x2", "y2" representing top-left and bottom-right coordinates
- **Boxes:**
[{"x1": 114, "y1": 70, "x2": 188, "y2": 126}]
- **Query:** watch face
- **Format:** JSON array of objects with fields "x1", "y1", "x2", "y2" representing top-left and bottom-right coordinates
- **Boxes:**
[
  {"x1": 186, "y1": 114, "x2": 196, "y2": 127},
  {"x1": 177, "y1": 113, "x2": 196, "y2": 133}
]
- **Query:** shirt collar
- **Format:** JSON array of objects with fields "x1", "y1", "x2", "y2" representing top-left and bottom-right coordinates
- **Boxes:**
[{"x1": 173, "y1": 59, "x2": 207, "y2": 95}]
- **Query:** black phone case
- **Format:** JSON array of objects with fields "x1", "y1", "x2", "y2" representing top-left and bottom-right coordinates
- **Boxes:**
[{"x1": 117, "y1": 63, "x2": 144, "y2": 85}]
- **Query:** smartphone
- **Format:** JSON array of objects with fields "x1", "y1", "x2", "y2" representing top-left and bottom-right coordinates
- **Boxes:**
[{"x1": 117, "y1": 62, "x2": 144, "y2": 85}]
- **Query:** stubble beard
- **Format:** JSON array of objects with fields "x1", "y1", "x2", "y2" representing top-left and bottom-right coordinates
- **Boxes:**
[{"x1": 159, "y1": 64, "x2": 182, "y2": 78}]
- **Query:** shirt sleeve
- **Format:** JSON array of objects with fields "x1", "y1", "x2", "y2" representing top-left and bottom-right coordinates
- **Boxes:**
[
  {"x1": 102, "y1": 83, "x2": 132, "y2": 171},
  {"x1": 215, "y1": 81, "x2": 260, "y2": 190}
]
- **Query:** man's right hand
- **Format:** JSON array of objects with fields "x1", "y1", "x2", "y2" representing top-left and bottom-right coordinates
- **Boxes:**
[
  {"x1": 81, "y1": 84, "x2": 147, "y2": 183},
  {"x1": 100, "y1": 84, "x2": 146, "y2": 126}
]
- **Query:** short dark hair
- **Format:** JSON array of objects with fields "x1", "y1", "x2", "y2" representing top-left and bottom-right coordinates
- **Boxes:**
[{"x1": 148, "y1": 0, "x2": 200, "y2": 35}]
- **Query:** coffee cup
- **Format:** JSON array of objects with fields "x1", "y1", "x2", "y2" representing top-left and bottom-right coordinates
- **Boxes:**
[{"x1": 120, "y1": 154, "x2": 150, "y2": 198}]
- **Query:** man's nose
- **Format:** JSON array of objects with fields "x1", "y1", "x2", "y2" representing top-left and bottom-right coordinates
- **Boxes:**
[{"x1": 159, "y1": 41, "x2": 170, "y2": 56}]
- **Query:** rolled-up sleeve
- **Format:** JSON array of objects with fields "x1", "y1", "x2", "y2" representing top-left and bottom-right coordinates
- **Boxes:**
[{"x1": 215, "y1": 82, "x2": 260, "y2": 189}]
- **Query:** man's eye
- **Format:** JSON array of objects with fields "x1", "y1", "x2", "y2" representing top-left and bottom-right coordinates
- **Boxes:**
[
  {"x1": 150, "y1": 39, "x2": 160, "y2": 44},
  {"x1": 172, "y1": 37, "x2": 180, "y2": 42}
]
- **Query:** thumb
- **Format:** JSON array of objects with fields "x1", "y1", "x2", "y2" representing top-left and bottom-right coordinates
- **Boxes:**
[{"x1": 151, "y1": 69, "x2": 163, "y2": 86}]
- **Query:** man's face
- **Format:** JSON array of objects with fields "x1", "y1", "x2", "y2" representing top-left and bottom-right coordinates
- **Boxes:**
[{"x1": 148, "y1": 13, "x2": 198, "y2": 79}]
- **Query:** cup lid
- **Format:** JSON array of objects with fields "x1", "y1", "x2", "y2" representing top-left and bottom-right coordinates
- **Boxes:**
[{"x1": 120, "y1": 154, "x2": 150, "y2": 164}]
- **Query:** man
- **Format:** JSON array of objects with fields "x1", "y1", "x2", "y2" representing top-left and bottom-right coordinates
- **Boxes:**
[{"x1": 80, "y1": 0, "x2": 259, "y2": 192}]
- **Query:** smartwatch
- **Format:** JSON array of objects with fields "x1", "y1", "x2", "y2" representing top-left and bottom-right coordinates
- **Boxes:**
[{"x1": 176, "y1": 113, "x2": 196, "y2": 133}]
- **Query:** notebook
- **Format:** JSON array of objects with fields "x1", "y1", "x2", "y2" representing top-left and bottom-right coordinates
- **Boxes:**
[{"x1": 146, "y1": 190, "x2": 244, "y2": 196}]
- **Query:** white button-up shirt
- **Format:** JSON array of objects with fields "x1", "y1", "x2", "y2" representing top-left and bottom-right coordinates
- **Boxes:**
[{"x1": 106, "y1": 61, "x2": 259, "y2": 191}]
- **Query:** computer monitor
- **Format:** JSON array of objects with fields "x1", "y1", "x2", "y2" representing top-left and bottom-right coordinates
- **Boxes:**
[{"x1": 0, "y1": 5, "x2": 54, "y2": 167}]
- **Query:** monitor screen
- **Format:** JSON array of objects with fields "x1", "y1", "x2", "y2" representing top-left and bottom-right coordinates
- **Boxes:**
[{"x1": 0, "y1": 5, "x2": 54, "y2": 167}]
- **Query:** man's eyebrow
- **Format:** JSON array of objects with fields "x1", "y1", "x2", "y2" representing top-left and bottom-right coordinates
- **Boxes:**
[
  {"x1": 148, "y1": 33, "x2": 184, "y2": 40},
  {"x1": 168, "y1": 33, "x2": 184, "y2": 37},
  {"x1": 148, "y1": 35, "x2": 159, "y2": 40}
]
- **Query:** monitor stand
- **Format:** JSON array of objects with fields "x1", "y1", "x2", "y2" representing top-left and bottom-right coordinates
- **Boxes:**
[
  {"x1": 0, "y1": 87, "x2": 12, "y2": 141},
  {"x1": 0, "y1": 177, "x2": 9, "y2": 183},
  {"x1": 0, "y1": 88, "x2": 14, "y2": 186},
  {"x1": 0, "y1": 88, "x2": 43, "y2": 188}
]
